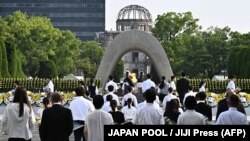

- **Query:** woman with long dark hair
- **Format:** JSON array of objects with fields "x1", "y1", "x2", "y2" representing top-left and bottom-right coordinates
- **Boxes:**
[
  {"x1": 157, "y1": 76, "x2": 169, "y2": 102},
  {"x1": 1, "y1": 87, "x2": 35, "y2": 141},
  {"x1": 109, "y1": 100, "x2": 125, "y2": 124},
  {"x1": 121, "y1": 98, "x2": 136, "y2": 121}
]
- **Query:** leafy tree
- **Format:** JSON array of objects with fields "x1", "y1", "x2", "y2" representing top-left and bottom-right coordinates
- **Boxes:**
[
  {"x1": 152, "y1": 12, "x2": 200, "y2": 75},
  {"x1": 37, "y1": 60, "x2": 58, "y2": 78},
  {"x1": 54, "y1": 30, "x2": 80, "y2": 77},
  {"x1": 8, "y1": 43, "x2": 17, "y2": 77},
  {"x1": 0, "y1": 40, "x2": 10, "y2": 77},
  {"x1": 76, "y1": 41, "x2": 104, "y2": 78}
]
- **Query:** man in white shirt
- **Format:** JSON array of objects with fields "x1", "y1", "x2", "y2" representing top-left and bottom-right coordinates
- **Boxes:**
[
  {"x1": 105, "y1": 75, "x2": 118, "y2": 93},
  {"x1": 183, "y1": 86, "x2": 196, "y2": 107},
  {"x1": 141, "y1": 74, "x2": 156, "y2": 93},
  {"x1": 84, "y1": 95, "x2": 113, "y2": 141},
  {"x1": 69, "y1": 87, "x2": 94, "y2": 141},
  {"x1": 226, "y1": 74, "x2": 237, "y2": 93},
  {"x1": 102, "y1": 95, "x2": 112, "y2": 112},
  {"x1": 216, "y1": 94, "x2": 248, "y2": 125},
  {"x1": 133, "y1": 88, "x2": 164, "y2": 125},
  {"x1": 162, "y1": 87, "x2": 177, "y2": 111},
  {"x1": 45, "y1": 77, "x2": 54, "y2": 93},
  {"x1": 177, "y1": 96, "x2": 206, "y2": 125},
  {"x1": 121, "y1": 86, "x2": 138, "y2": 108},
  {"x1": 169, "y1": 76, "x2": 176, "y2": 92},
  {"x1": 103, "y1": 85, "x2": 119, "y2": 106}
]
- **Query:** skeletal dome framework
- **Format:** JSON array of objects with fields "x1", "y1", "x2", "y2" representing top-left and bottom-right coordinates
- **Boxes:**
[
  {"x1": 116, "y1": 5, "x2": 153, "y2": 32},
  {"x1": 117, "y1": 5, "x2": 152, "y2": 21}
]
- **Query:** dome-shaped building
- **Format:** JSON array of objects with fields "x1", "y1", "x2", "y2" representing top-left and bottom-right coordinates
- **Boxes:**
[
  {"x1": 95, "y1": 5, "x2": 153, "y2": 81},
  {"x1": 116, "y1": 5, "x2": 153, "y2": 32},
  {"x1": 117, "y1": 5, "x2": 153, "y2": 80}
]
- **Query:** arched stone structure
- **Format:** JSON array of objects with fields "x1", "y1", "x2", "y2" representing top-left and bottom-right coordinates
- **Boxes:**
[{"x1": 95, "y1": 30, "x2": 173, "y2": 88}]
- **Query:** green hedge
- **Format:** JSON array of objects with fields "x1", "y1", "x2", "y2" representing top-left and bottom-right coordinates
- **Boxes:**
[
  {"x1": 0, "y1": 78, "x2": 250, "y2": 93},
  {"x1": 189, "y1": 79, "x2": 250, "y2": 93},
  {"x1": 0, "y1": 78, "x2": 102, "y2": 93}
]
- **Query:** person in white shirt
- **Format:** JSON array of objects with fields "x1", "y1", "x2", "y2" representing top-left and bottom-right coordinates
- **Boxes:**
[
  {"x1": 1, "y1": 87, "x2": 36, "y2": 141},
  {"x1": 169, "y1": 76, "x2": 176, "y2": 92},
  {"x1": 162, "y1": 87, "x2": 177, "y2": 111},
  {"x1": 36, "y1": 97, "x2": 51, "y2": 119},
  {"x1": 84, "y1": 95, "x2": 113, "y2": 141},
  {"x1": 216, "y1": 94, "x2": 248, "y2": 125},
  {"x1": 177, "y1": 96, "x2": 206, "y2": 125},
  {"x1": 198, "y1": 81, "x2": 206, "y2": 92},
  {"x1": 103, "y1": 85, "x2": 120, "y2": 106},
  {"x1": 183, "y1": 86, "x2": 196, "y2": 107},
  {"x1": 157, "y1": 76, "x2": 169, "y2": 102},
  {"x1": 226, "y1": 74, "x2": 238, "y2": 93},
  {"x1": 105, "y1": 75, "x2": 118, "y2": 93},
  {"x1": 69, "y1": 87, "x2": 94, "y2": 141},
  {"x1": 102, "y1": 95, "x2": 112, "y2": 112},
  {"x1": 121, "y1": 86, "x2": 138, "y2": 108},
  {"x1": 141, "y1": 74, "x2": 156, "y2": 93},
  {"x1": 45, "y1": 77, "x2": 54, "y2": 93},
  {"x1": 133, "y1": 88, "x2": 164, "y2": 125},
  {"x1": 121, "y1": 98, "x2": 136, "y2": 121}
]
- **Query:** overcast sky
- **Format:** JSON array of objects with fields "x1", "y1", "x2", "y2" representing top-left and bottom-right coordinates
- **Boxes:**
[{"x1": 106, "y1": 0, "x2": 250, "y2": 33}]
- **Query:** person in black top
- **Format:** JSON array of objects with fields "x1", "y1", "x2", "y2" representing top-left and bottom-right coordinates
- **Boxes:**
[
  {"x1": 195, "y1": 92, "x2": 212, "y2": 121},
  {"x1": 87, "y1": 78, "x2": 98, "y2": 99},
  {"x1": 216, "y1": 90, "x2": 246, "y2": 121},
  {"x1": 109, "y1": 100, "x2": 125, "y2": 124},
  {"x1": 164, "y1": 98, "x2": 181, "y2": 124},
  {"x1": 176, "y1": 72, "x2": 190, "y2": 105},
  {"x1": 39, "y1": 92, "x2": 73, "y2": 141}
]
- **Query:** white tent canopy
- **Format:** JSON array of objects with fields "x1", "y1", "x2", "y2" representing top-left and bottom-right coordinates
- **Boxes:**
[
  {"x1": 212, "y1": 75, "x2": 228, "y2": 81},
  {"x1": 63, "y1": 74, "x2": 84, "y2": 80}
]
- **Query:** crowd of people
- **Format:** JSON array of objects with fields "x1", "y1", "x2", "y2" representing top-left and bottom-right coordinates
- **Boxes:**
[{"x1": 1, "y1": 73, "x2": 248, "y2": 141}]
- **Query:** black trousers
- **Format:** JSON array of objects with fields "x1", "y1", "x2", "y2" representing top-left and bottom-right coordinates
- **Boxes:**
[
  {"x1": 74, "y1": 120, "x2": 85, "y2": 141},
  {"x1": 8, "y1": 138, "x2": 31, "y2": 141}
]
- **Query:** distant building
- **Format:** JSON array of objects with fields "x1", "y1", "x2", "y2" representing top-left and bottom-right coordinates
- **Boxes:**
[
  {"x1": 0, "y1": 0, "x2": 105, "y2": 41},
  {"x1": 95, "y1": 5, "x2": 153, "y2": 78}
]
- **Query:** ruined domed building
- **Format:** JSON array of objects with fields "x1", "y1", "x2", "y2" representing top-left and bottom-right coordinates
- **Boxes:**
[{"x1": 95, "y1": 5, "x2": 153, "y2": 80}]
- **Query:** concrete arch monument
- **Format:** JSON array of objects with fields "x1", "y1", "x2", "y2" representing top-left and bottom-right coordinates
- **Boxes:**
[{"x1": 95, "y1": 30, "x2": 173, "y2": 88}]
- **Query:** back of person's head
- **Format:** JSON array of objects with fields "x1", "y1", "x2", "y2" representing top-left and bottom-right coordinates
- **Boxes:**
[
  {"x1": 127, "y1": 98, "x2": 133, "y2": 108},
  {"x1": 197, "y1": 92, "x2": 206, "y2": 101},
  {"x1": 127, "y1": 86, "x2": 132, "y2": 92},
  {"x1": 108, "y1": 85, "x2": 114, "y2": 92},
  {"x1": 168, "y1": 87, "x2": 173, "y2": 93},
  {"x1": 75, "y1": 86, "x2": 85, "y2": 96},
  {"x1": 13, "y1": 87, "x2": 31, "y2": 117},
  {"x1": 93, "y1": 95, "x2": 104, "y2": 109},
  {"x1": 228, "y1": 74, "x2": 236, "y2": 80},
  {"x1": 188, "y1": 85, "x2": 193, "y2": 91},
  {"x1": 185, "y1": 96, "x2": 197, "y2": 110},
  {"x1": 228, "y1": 94, "x2": 239, "y2": 107},
  {"x1": 171, "y1": 76, "x2": 176, "y2": 81},
  {"x1": 109, "y1": 75, "x2": 114, "y2": 80},
  {"x1": 199, "y1": 81, "x2": 205, "y2": 88},
  {"x1": 42, "y1": 97, "x2": 50, "y2": 109},
  {"x1": 161, "y1": 76, "x2": 166, "y2": 81},
  {"x1": 48, "y1": 76, "x2": 52, "y2": 80},
  {"x1": 79, "y1": 80, "x2": 85, "y2": 86},
  {"x1": 146, "y1": 74, "x2": 152, "y2": 79},
  {"x1": 90, "y1": 78, "x2": 95, "y2": 84},
  {"x1": 159, "y1": 76, "x2": 166, "y2": 89},
  {"x1": 181, "y1": 72, "x2": 186, "y2": 77},
  {"x1": 106, "y1": 95, "x2": 113, "y2": 102},
  {"x1": 14, "y1": 80, "x2": 20, "y2": 86},
  {"x1": 51, "y1": 92, "x2": 62, "y2": 104},
  {"x1": 110, "y1": 100, "x2": 117, "y2": 112},
  {"x1": 144, "y1": 88, "x2": 156, "y2": 103}
]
